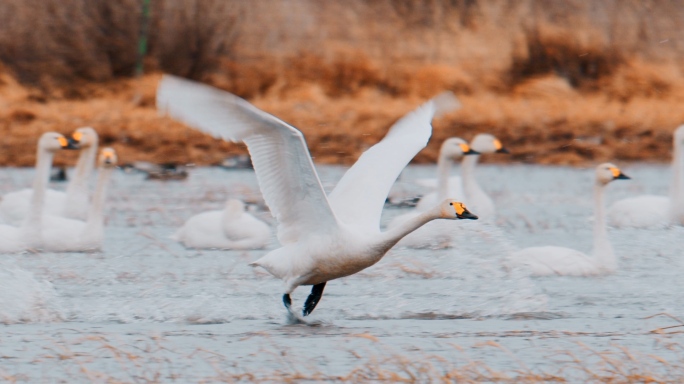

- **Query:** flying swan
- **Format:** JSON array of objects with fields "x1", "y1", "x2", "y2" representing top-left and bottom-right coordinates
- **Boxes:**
[
  {"x1": 505, "y1": 163, "x2": 630, "y2": 276},
  {"x1": 0, "y1": 127, "x2": 98, "y2": 224},
  {"x1": 607, "y1": 125, "x2": 684, "y2": 228},
  {"x1": 157, "y1": 76, "x2": 477, "y2": 316},
  {"x1": 171, "y1": 198, "x2": 272, "y2": 250}
]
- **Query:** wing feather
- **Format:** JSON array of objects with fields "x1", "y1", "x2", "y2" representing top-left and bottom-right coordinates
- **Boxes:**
[
  {"x1": 157, "y1": 75, "x2": 338, "y2": 243},
  {"x1": 327, "y1": 92, "x2": 460, "y2": 229}
]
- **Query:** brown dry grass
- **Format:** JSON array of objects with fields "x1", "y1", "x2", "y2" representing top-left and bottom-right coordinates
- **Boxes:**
[{"x1": 2, "y1": 0, "x2": 684, "y2": 166}]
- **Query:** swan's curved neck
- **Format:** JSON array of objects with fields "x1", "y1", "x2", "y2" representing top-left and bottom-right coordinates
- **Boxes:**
[
  {"x1": 24, "y1": 149, "x2": 55, "y2": 234},
  {"x1": 592, "y1": 182, "x2": 615, "y2": 271},
  {"x1": 65, "y1": 143, "x2": 98, "y2": 211},
  {"x1": 670, "y1": 139, "x2": 684, "y2": 219},
  {"x1": 461, "y1": 155, "x2": 484, "y2": 199},
  {"x1": 85, "y1": 167, "x2": 113, "y2": 230},
  {"x1": 436, "y1": 154, "x2": 455, "y2": 200},
  {"x1": 379, "y1": 208, "x2": 440, "y2": 251}
]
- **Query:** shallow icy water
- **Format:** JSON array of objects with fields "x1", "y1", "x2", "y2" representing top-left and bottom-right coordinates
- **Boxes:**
[{"x1": 0, "y1": 164, "x2": 683, "y2": 381}]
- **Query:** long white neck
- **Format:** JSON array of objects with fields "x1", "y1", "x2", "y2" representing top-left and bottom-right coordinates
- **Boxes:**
[
  {"x1": 461, "y1": 155, "x2": 484, "y2": 201},
  {"x1": 81, "y1": 166, "x2": 113, "y2": 243},
  {"x1": 65, "y1": 143, "x2": 98, "y2": 215},
  {"x1": 379, "y1": 208, "x2": 442, "y2": 253},
  {"x1": 23, "y1": 148, "x2": 55, "y2": 245},
  {"x1": 591, "y1": 182, "x2": 615, "y2": 271},
  {"x1": 670, "y1": 139, "x2": 684, "y2": 223},
  {"x1": 436, "y1": 153, "x2": 455, "y2": 201}
]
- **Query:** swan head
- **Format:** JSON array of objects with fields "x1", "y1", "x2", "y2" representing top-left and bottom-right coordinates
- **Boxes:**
[
  {"x1": 470, "y1": 133, "x2": 510, "y2": 154},
  {"x1": 98, "y1": 148, "x2": 118, "y2": 168},
  {"x1": 440, "y1": 138, "x2": 479, "y2": 160},
  {"x1": 39, "y1": 132, "x2": 80, "y2": 152},
  {"x1": 596, "y1": 163, "x2": 630, "y2": 185},
  {"x1": 71, "y1": 127, "x2": 98, "y2": 148},
  {"x1": 440, "y1": 200, "x2": 478, "y2": 220}
]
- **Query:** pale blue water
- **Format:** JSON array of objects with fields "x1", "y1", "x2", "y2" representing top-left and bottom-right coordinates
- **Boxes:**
[{"x1": 0, "y1": 164, "x2": 682, "y2": 381}]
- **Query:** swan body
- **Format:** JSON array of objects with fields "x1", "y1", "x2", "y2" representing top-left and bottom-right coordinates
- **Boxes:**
[
  {"x1": 506, "y1": 163, "x2": 630, "y2": 276},
  {"x1": 608, "y1": 125, "x2": 684, "y2": 228},
  {"x1": 157, "y1": 76, "x2": 476, "y2": 316},
  {"x1": 172, "y1": 199, "x2": 271, "y2": 249},
  {"x1": 0, "y1": 127, "x2": 98, "y2": 225},
  {"x1": 41, "y1": 148, "x2": 117, "y2": 252},
  {"x1": 0, "y1": 132, "x2": 79, "y2": 253}
]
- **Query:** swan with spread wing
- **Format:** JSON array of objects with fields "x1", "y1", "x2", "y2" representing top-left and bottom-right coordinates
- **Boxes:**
[{"x1": 157, "y1": 76, "x2": 476, "y2": 317}]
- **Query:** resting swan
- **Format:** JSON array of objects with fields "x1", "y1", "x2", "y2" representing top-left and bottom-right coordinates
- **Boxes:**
[
  {"x1": 157, "y1": 76, "x2": 477, "y2": 317},
  {"x1": 415, "y1": 133, "x2": 509, "y2": 220},
  {"x1": 172, "y1": 199, "x2": 271, "y2": 249},
  {"x1": 506, "y1": 163, "x2": 630, "y2": 276},
  {"x1": 387, "y1": 138, "x2": 478, "y2": 249},
  {"x1": 41, "y1": 148, "x2": 117, "y2": 252},
  {"x1": 608, "y1": 125, "x2": 684, "y2": 228},
  {"x1": 0, "y1": 127, "x2": 98, "y2": 225},
  {"x1": 0, "y1": 132, "x2": 79, "y2": 253}
]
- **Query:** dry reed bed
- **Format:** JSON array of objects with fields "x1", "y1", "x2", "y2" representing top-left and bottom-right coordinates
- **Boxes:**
[{"x1": 1, "y1": 65, "x2": 684, "y2": 167}]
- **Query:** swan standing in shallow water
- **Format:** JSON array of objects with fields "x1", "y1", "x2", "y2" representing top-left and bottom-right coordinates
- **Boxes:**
[
  {"x1": 157, "y1": 76, "x2": 476, "y2": 316},
  {"x1": 41, "y1": 148, "x2": 117, "y2": 252},
  {"x1": 0, "y1": 132, "x2": 79, "y2": 253},
  {"x1": 172, "y1": 199, "x2": 271, "y2": 250},
  {"x1": 0, "y1": 127, "x2": 98, "y2": 225},
  {"x1": 415, "y1": 133, "x2": 509, "y2": 220},
  {"x1": 608, "y1": 125, "x2": 684, "y2": 228},
  {"x1": 506, "y1": 163, "x2": 630, "y2": 276}
]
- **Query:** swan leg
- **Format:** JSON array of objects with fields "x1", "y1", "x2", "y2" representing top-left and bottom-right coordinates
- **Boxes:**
[
  {"x1": 303, "y1": 282, "x2": 326, "y2": 316},
  {"x1": 282, "y1": 294, "x2": 292, "y2": 312}
]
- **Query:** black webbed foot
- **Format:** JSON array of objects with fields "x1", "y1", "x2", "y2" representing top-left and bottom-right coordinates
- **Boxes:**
[{"x1": 303, "y1": 282, "x2": 326, "y2": 316}]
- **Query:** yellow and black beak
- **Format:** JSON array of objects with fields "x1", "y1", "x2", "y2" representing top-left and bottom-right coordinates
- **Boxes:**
[
  {"x1": 59, "y1": 136, "x2": 80, "y2": 150},
  {"x1": 450, "y1": 202, "x2": 478, "y2": 220},
  {"x1": 459, "y1": 143, "x2": 480, "y2": 156},
  {"x1": 610, "y1": 167, "x2": 630, "y2": 180},
  {"x1": 493, "y1": 139, "x2": 509, "y2": 154}
]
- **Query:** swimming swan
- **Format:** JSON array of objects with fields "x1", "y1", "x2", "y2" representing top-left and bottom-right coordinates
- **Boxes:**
[
  {"x1": 0, "y1": 132, "x2": 79, "y2": 253},
  {"x1": 608, "y1": 125, "x2": 684, "y2": 228},
  {"x1": 0, "y1": 127, "x2": 98, "y2": 224},
  {"x1": 41, "y1": 148, "x2": 117, "y2": 252},
  {"x1": 157, "y1": 76, "x2": 477, "y2": 316},
  {"x1": 387, "y1": 138, "x2": 478, "y2": 249},
  {"x1": 415, "y1": 133, "x2": 509, "y2": 220},
  {"x1": 172, "y1": 198, "x2": 271, "y2": 250},
  {"x1": 506, "y1": 163, "x2": 630, "y2": 276}
]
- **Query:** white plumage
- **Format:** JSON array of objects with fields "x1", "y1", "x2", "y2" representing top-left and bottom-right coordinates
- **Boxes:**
[
  {"x1": 172, "y1": 199, "x2": 271, "y2": 250},
  {"x1": 40, "y1": 148, "x2": 117, "y2": 252},
  {"x1": 157, "y1": 76, "x2": 475, "y2": 316},
  {"x1": 0, "y1": 127, "x2": 98, "y2": 225},
  {"x1": 608, "y1": 125, "x2": 684, "y2": 228},
  {"x1": 506, "y1": 163, "x2": 630, "y2": 276}
]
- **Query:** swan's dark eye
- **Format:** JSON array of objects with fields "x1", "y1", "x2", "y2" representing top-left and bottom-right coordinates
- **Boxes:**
[{"x1": 449, "y1": 202, "x2": 453, "y2": 206}]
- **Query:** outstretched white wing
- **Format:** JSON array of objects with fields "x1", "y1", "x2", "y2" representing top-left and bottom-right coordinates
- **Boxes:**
[
  {"x1": 157, "y1": 75, "x2": 338, "y2": 244},
  {"x1": 327, "y1": 92, "x2": 460, "y2": 230}
]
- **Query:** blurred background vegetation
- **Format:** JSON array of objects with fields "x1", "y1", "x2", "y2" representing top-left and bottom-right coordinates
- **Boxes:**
[{"x1": 1, "y1": 0, "x2": 684, "y2": 166}]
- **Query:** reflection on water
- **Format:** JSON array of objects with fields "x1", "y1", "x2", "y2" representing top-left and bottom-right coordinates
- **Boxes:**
[{"x1": 0, "y1": 164, "x2": 682, "y2": 381}]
